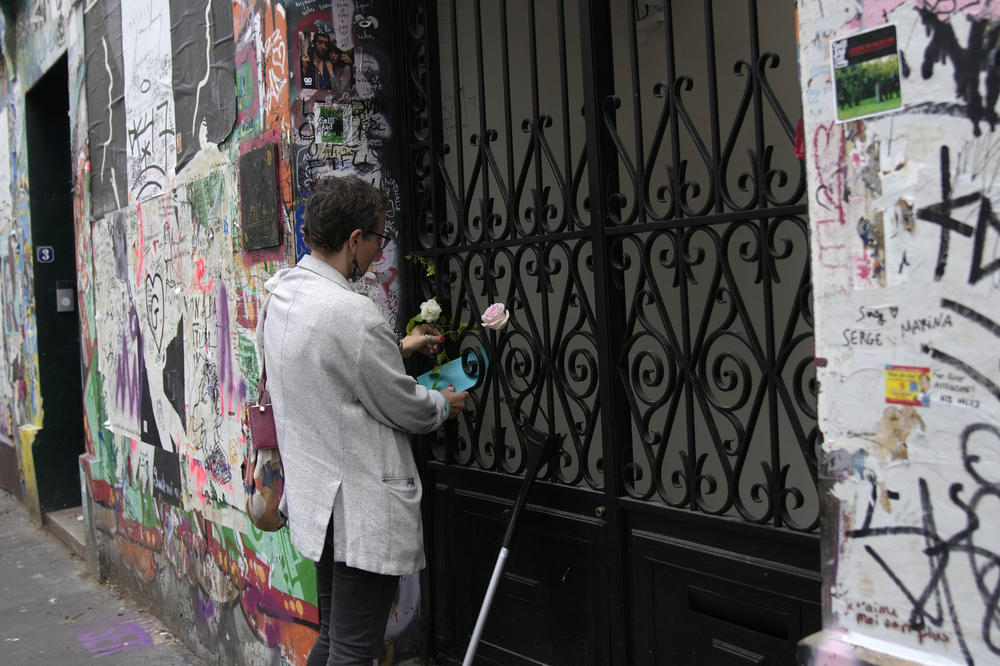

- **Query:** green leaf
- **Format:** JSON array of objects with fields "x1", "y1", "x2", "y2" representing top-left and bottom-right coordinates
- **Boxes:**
[{"x1": 405, "y1": 314, "x2": 423, "y2": 335}]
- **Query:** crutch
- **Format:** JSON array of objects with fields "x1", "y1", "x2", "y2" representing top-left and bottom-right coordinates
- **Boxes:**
[{"x1": 462, "y1": 423, "x2": 563, "y2": 666}]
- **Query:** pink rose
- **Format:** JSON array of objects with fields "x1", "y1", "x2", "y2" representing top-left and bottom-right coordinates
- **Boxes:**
[{"x1": 481, "y1": 302, "x2": 510, "y2": 331}]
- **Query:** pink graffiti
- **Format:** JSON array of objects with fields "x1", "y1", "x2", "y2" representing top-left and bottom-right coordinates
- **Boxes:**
[
  {"x1": 381, "y1": 266, "x2": 398, "y2": 298},
  {"x1": 811, "y1": 122, "x2": 847, "y2": 226},
  {"x1": 855, "y1": 252, "x2": 873, "y2": 280},
  {"x1": 135, "y1": 203, "x2": 145, "y2": 288},
  {"x1": 186, "y1": 456, "x2": 209, "y2": 497},
  {"x1": 814, "y1": 217, "x2": 850, "y2": 272},
  {"x1": 217, "y1": 284, "x2": 245, "y2": 416},
  {"x1": 861, "y1": 0, "x2": 909, "y2": 26},
  {"x1": 195, "y1": 256, "x2": 214, "y2": 294}
]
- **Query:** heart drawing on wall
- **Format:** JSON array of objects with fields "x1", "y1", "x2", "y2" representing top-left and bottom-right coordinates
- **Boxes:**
[{"x1": 145, "y1": 272, "x2": 165, "y2": 353}]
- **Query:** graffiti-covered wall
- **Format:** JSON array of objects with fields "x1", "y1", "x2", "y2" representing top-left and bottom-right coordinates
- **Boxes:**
[
  {"x1": 798, "y1": 2, "x2": 1000, "y2": 665},
  {"x1": 0, "y1": 0, "x2": 421, "y2": 663}
]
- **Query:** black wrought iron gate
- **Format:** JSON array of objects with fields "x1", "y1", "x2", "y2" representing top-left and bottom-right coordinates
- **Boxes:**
[{"x1": 399, "y1": 1, "x2": 821, "y2": 663}]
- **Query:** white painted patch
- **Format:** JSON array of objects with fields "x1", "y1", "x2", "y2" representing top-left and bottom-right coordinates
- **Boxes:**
[{"x1": 121, "y1": 0, "x2": 176, "y2": 203}]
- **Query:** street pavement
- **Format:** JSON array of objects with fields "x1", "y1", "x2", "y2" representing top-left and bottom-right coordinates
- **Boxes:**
[{"x1": 0, "y1": 489, "x2": 205, "y2": 665}]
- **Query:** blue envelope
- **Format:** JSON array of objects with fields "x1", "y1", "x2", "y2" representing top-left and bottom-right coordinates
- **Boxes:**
[{"x1": 416, "y1": 349, "x2": 488, "y2": 392}]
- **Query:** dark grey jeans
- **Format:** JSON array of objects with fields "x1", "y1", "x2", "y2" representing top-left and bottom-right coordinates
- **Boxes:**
[{"x1": 306, "y1": 521, "x2": 400, "y2": 666}]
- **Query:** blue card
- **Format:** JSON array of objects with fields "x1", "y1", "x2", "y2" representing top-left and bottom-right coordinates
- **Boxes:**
[{"x1": 416, "y1": 349, "x2": 488, "y2": 392}]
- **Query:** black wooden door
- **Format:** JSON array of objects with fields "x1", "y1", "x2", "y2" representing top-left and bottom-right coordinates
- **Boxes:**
[
  {"x1": 26, "y1": 55, "x2": 86, "y2": 513},
  {"x1": 399, "y1": 1, "x2": 821, "y2": 664}
]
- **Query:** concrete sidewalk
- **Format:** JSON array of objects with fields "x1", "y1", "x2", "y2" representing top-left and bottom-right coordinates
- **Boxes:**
[{"x1": 0, "y1": 490, "x2": 204, "y2": 665}]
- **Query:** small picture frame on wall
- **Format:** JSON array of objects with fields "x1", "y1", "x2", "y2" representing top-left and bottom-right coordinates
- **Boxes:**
[
  {"x1": 831, "y1": 24, "x2": 902, "y2": 123},
  {"x1": 239, "y1": 143, "x2": 281, "y2": 251}
]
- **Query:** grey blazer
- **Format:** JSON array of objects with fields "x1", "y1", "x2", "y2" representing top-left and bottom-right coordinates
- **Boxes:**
[{"x1": 259, "y1": 254, "x2": 446, "y2": 575}]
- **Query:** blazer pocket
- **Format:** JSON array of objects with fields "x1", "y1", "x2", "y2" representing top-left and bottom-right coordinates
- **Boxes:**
[{"x1": 382, "y1": 475, "x2": 416, "y2": 489}]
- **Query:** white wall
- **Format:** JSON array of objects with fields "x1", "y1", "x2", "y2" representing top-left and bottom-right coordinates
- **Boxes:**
[{"x1": 798, "y1": 2, "x2": 1000, "y2": 664}]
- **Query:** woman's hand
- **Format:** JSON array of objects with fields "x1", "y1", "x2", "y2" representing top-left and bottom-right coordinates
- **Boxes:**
[
  {"x1": 401, "y1": 325, "x2": 444, "y2": 359},
  {"x1": 440, "y1": 386, "x2": 468, "y2": 418}
]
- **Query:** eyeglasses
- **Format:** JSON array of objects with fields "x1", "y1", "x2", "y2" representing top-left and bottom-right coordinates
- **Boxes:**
[{"x1": 366, "y1": 230, "x2": 393, "y2": 250}]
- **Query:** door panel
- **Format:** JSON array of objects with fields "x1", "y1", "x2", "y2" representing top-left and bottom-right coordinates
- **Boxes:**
[
  {"x1": 630, "y1": 519, "x2": 820, "y2": 665},
  {"x1": 431, "y1": 466, "x2": 608, "y2": 665}
]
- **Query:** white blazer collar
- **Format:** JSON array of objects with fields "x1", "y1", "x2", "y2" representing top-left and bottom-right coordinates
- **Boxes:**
[{"x1": 297, "y1": 253, "x2": 351, "y2": 289}]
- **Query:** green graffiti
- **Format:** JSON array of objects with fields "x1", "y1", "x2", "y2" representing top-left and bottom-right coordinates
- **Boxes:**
[
  {"x1": 186, "y1": 172, "x2": 226, "y2": 231},
  {"x1": 241, "y1": 527, "x2": 317, "y2": 601},
  {"x1": 237, "y1": 332, "x2": 260, "y2": 401}
]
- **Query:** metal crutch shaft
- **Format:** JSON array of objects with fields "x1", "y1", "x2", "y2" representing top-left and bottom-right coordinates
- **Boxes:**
[{"x1": 462, "y1": 424, "x2": 562, "y2": 665}]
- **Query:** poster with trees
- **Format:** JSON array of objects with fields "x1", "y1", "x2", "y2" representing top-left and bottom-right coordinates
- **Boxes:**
[{"x1": 832, "y1": 25, "x2": 902, "y2": 122}]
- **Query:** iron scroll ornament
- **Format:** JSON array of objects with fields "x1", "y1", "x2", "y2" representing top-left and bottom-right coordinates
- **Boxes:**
[{"x1": 403, "y1": 0, "x2": 817, "y2": 532}]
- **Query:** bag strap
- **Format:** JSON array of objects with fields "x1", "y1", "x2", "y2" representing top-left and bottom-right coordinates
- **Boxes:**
[{"x1": 255, "y1": 268, "x2": 291, "y2": 404}]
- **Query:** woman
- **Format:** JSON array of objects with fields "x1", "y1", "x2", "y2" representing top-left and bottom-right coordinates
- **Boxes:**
[{"x1": 261, "y1": 175, "x2": 467, "y2": 665}]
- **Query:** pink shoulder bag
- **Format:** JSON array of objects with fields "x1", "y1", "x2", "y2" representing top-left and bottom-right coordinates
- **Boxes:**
[{"x1": 241, "y1": 289, "x2": 287, "y2": 532}]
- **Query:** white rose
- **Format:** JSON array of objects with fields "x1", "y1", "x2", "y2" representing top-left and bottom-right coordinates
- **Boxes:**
[
  {"x1": 480, "y1": 302, "x2": 510, "y2": 330},
  {"x1": 419, "y1": 298, "x2": 442, "y2": 322}
]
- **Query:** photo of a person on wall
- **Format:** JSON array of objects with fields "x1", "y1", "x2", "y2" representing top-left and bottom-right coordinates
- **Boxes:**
[{"x1": 299, "y1": 31, "x2": 354, "y2": 97}]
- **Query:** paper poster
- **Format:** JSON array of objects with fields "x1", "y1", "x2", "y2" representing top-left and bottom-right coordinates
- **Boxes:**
[
  {"x1": 315, "y1": 104, "x2": 345, "y2": 143},
  {"x1": 885, "y1": 365, "x2": 931, "y2": 406},
  {"x1": 121, "y1": 0, "x2": 176, "y2": 202},
  {"x1": 168, "y1": 0, "x2": 236, "y2": 172},
  {"x1": 298, "y1": 30, "x2": 354, "y2": 97},
  {"x1": 84, "y1": 0, "x2": 128, "y2": 216},
  {"x1": 832, "y1": 25, "x2": 902, "y2": 122}
]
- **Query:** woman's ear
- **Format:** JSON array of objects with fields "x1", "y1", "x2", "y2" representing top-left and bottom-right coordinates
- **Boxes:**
[{"x1": 348, "y1": 228, "x2": 365, "y2": 250}]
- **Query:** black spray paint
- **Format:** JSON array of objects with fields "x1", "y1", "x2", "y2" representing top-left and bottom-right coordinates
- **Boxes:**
[
  {"x1": 917, "y1": 146, "x2": 1000, "y2": 285},
  {"x1": 922, "y1": 298, "x2": 1000, "y2": 404},
  {"x1": 919, "y1": 7, "x2": 1000, "y2": 137},
  {"x1": 163, "y1": 317, "x2": 185, "y2": 423},
  {"x1": 847, "y1": 422, "x2": 1000, "y2": 665},
  {"x1": 84, "y1": 0, "x2": 128, "y2": 217},
  {"x1": 152, "y1": 445, "x2": 182, "y2": 507},
  {"x1": 169, "y1": 0, "x2": 236, "y2": 172}
]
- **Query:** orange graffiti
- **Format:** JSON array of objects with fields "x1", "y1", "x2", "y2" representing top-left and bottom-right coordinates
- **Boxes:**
[
  {"x1": 228, "y1": 436, "x2": 242, "y2": 465},
  {"x1": 261, "y1": 4, "x2": 293, "y2": 210},
  {"x1": 116, "y1": 536, "x2": 158, "y2": 583}
]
